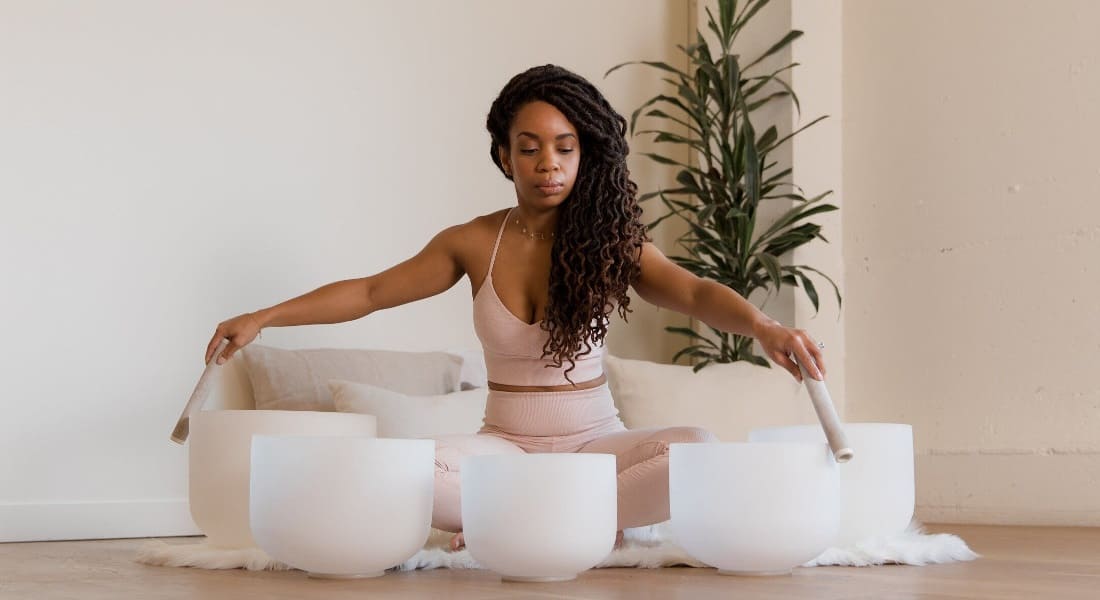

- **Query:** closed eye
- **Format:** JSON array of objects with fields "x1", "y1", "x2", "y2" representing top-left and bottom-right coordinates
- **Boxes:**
[{"x1": 520, "y1": 149, "x2": 575, "y2": 154}]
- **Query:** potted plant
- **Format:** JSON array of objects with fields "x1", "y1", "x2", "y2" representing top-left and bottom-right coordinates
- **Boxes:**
[{"x1": 606, "y1": 0, "x2": 841, "y2": 371}]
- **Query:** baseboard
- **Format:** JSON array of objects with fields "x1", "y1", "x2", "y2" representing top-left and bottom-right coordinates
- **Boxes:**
[
  {"x1": 0, "y1": 499, "x2": 200, "y2": 543},
  {"x1": 917, "y1": 505, "x2": 1100, "y2": 527}
]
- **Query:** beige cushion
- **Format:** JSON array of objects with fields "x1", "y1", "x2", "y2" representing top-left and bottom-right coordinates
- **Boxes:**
[
  {"x1": 330, "y1": 380, "x2": 487, "y2": 438},
  {"x1": 603, "y1": 354, "x2": 816, "y2": 442},
  {"x1": 241, "y1": 345, "x2": 464, "y2": 411}
]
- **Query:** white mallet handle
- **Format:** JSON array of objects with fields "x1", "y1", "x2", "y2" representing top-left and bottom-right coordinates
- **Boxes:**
[
  {"x1": 794, "y1": 355, "x2": 853, "y2": 463},
  {"x1": 170, "y1": 338, "x2": 229, "y2": 444}
]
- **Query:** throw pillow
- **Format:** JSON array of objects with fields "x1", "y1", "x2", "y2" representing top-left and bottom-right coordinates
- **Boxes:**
[
  {"x1": 241, "y1": 345, "x2": 464, "y2": 412},
  {"x1": 329, "y1": 380, "x2": 488, "y2": 438},
  {"x1": 602, "y1": 354, "x2": 816, "y2": 442}
]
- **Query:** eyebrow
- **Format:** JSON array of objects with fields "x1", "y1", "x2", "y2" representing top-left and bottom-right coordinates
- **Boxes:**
[{"x1": 516, "y1": 131, "x2": 577, "y2": 142}]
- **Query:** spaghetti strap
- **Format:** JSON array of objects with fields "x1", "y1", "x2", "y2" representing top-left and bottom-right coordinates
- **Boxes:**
[{"x1": 486, "y1": 208, "x2": 512, "y2": 279}]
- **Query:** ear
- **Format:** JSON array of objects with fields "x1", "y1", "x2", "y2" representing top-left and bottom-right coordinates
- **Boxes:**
[{"x1": 497, "y1": 145, "x2": 511, "y2": 174}]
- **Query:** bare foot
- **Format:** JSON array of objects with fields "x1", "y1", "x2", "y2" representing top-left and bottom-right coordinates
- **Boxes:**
[
  {"x1": 613, "y1": 530, "x2": 624, "y2": 550},
  {"x1": 449, "y1": 531, "x2": 465, "y2": 551}
]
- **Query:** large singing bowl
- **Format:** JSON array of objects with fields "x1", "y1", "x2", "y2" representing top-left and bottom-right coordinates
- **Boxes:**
[
  {"x1": 749, "y1": 423, "x2": 914, "y2": 547},
  {"x1": 670, "y1": 442, "x2": 839, "y2": 575},
  {"x1": 188, "y1": 410, "x2": 376, "y2": 548},
  {"x1": 250, "y1": 436, "x2": 435, "y2": 578},
  {"x1": 461, "y1": 453, "x2": 617, "y2": 582}
]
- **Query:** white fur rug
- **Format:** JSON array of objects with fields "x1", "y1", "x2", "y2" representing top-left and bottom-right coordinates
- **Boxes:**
[{"x1": 136, "y1": 520, "x2": 977, "y2": 572}]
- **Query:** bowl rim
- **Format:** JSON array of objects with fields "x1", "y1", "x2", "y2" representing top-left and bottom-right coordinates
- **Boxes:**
[
  {"x1": 194, "y1": 409, "x2": 376, "y2": 417},
  {"x1": 251, "y1": 434, "x2": 430, "y2": 447},
  {"x1": 751, "y1": 422, "x2": 913, "y2": 432}
]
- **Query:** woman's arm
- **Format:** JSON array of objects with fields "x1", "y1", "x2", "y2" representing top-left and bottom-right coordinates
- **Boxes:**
[
  {"x1": 630, "y1": 242, "x2": 826, "y2": 382},
  {"x1": 206, "y1": 224, "x2": 467, "y2": 363}
]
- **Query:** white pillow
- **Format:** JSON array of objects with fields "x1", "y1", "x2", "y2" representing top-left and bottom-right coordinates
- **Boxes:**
[
  {"x1": 446, "y1": 347, "x2": 488, "y2": 390},
  {"x1": 329, "y1": 379, "x2": 488, "y2": 439},
  {"x1": 240, "y1": 344, "x2": 465, "y2": 411},
  {"x1": 603, "y1": 354, "x2": 816, "y2": 442}
]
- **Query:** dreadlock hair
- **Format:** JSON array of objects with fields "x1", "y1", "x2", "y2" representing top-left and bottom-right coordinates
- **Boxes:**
[{"x1": 486, "y1": 64, "x2": 649, "y2": 382}]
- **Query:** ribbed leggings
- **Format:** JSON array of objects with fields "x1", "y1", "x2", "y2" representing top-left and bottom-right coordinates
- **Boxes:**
[{"x1": 430, "y1": 383, "x2": 718, "y2": 532}]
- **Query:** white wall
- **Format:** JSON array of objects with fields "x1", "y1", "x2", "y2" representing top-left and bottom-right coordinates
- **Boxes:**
[
  {"x1": 843, "y1": 0, "x2": 1100, "y2": 525},
  {"x1": 0, "y1": 0, "x2": 691, "y2": 542}
]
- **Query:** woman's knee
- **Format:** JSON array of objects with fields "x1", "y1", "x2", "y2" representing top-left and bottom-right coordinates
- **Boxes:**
[{"x1": 664, "y1": 425, "x2": 719, "y2": 445}]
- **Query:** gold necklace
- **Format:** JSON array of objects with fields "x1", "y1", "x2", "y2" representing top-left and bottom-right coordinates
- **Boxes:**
[{"x1": 514, "y1": 217, "x2": 555, "y2": 240}]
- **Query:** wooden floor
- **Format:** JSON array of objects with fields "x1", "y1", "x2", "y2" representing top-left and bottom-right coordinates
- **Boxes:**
[{"x1": 1, "y1": 524, "x2": 1097, "y2": 599}]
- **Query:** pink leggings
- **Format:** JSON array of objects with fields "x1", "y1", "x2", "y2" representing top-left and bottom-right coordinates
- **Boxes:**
[{"x1": 431, "y1": 383, "x2": 717, "y2": 532}]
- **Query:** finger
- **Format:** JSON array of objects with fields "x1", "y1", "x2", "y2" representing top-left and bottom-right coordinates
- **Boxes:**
[
  {"x1": 811, "y1": 345, "x2": 827, "y2": 379},
  {"x1": 792, "y1": 342, "x2": 823, "y2": 381},
  {"x1": 205, "y1": 331, "x2": 225, "y2": 364},
  {"x1": 772, "y1": 350, "x2": 802, "y2": 383},
  {"x1": 217, "y1": 340, "x2": 239, "y2": 365}
]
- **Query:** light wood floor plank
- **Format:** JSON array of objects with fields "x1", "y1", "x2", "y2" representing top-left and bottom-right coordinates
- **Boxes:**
[{"x1": 1, "y1": 524, "x2": 1097, "y2": 599}]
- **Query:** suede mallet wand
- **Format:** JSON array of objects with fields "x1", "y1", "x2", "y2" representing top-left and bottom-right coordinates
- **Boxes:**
[
  {"x1": 170, "y1": 338, "x2": 229, "y2": 444},
  {"x1": 793, "y1": 353, "x2": 853, "y2": 463}
]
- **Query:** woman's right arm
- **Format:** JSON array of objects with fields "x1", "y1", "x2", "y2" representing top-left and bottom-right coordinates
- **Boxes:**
[{"x1": 205, "y1": 224, "x2": 468, "y2": 364}]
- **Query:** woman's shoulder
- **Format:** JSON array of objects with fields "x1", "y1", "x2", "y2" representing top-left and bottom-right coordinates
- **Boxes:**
[{"x1": 431, "y1": 208, "x2": 511, "y2": 256}]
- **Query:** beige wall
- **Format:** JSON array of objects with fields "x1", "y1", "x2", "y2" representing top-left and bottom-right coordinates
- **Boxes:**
[
  {"x1": 0, "y1": 0, "x2": 690, "y2": 542},
  {"x1": 843, "y1": 0, "x2": 1100, "y2": 525}
]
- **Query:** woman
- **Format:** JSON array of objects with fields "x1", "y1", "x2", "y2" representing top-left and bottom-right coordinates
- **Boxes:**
[{"x1": 205, "y1": 64, "x2": 826, "y2": 550}]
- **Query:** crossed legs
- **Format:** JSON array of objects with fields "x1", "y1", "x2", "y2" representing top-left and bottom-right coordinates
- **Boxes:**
[{"x1": 430, "y1": 425, "x2": 718, "y2": 534}]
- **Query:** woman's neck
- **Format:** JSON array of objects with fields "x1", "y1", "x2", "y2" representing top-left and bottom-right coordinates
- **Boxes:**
[{"x1": 513, "y1": 206, "x2": 559, "y2": 238}]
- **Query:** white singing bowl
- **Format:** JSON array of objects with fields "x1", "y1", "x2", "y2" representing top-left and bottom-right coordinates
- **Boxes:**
[
  {"x1": 461, "y1": 453, "x2": 617, "y2": 582},
  {"x1": 749, "y1": 423, "x2": 914, "y2": 547},
  {"x1": 250, "y1": 436, "x2": 435, "y2": 578},
  {"x1": 670, "y1": 442, "x2": 839, "y2": 576},
  {"x1": 188, "y1": 410, "x2": 376, "y2": 548}
]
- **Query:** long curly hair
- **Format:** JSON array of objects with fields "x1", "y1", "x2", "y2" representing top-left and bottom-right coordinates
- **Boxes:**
[{"x1": 486, "y1": 64, "x2": 649, "y2": 381}]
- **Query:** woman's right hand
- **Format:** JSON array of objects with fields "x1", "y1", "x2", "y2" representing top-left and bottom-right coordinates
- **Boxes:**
[{"x1": 205, "y1": 312, "x2": 264, "y2": 365}]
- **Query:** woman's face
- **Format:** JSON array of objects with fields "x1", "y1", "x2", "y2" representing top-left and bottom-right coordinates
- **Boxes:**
[{"x1": 498, "y1": 100, "x2": 581, "y2": 210}]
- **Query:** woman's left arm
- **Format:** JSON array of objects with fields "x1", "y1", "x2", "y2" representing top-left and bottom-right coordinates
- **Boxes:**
[{"x1": 631, "y1": 242, "x2": 826, "y2": 382}]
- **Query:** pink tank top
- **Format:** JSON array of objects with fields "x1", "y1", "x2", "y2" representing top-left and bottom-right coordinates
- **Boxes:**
[{"x1": 473, "y1": 208, "x2": 605, "y2": 386}]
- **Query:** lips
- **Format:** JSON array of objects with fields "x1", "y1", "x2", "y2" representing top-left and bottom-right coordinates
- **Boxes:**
[{"x1": 536, "y1": 181, "x2": 565, "y2": 192}]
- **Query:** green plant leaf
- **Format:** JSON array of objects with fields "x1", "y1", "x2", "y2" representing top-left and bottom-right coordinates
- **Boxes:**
[
  {"x1": 761, "y1": 115, "x2": 828, "y2": 154},
  {"x1": 665, "y1": 327, "x2": 720, "y2": 348},
  {"x1": 742, "y1": 30, "x2": 803, "y2": 73},
  {"x1": 742, "y1": 63, "x2": 798, "y2": 98},
  {"x1": 756, "y1": 252, "x2": 783, "y2": 292},
  {"x1": 604, "y1": 60, "x2": 689, "y2": 81},
  {"x1": 797, "y1": 265, "x2": 843, "y2": 311},
  {"x1": 753, "y1": 198, "x2": 837, "y2": 250},
  {"x1": 746, "y1": 91, "x2": 791, "y2": 112},
  {"x1": 796, "y1": 271, "x2": 820, "y2": 313}
]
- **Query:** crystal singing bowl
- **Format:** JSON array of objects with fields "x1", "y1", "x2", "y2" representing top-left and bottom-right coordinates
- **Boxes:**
[
  {"x1": 250, "y1": 436, "x2": 435, "y2": 578},
  {"x1": 188, "y1": 410, "x2": 377, "y2": 548},
  {"x1": 670, "y1": 442, "x2": 840, "y2": 575},
  {"x1": 750, "y1": 423, "x2": 914, "y2": 547},
  {"x1": 461, "y1": 453, "x2": 618, "y2": 582}
]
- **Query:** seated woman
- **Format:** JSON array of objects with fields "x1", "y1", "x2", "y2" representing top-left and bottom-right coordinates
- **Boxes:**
[{"x1": 206, "y1": 64, "x2": 826, "y2": 551}]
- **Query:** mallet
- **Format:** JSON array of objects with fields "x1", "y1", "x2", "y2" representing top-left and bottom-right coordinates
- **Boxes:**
[
  {"x1": 793, "y1": 352, "x2": 853, "y2": 463},
  {"x1": 170, "y1": 338, "x2": 229, "y2": 444}
]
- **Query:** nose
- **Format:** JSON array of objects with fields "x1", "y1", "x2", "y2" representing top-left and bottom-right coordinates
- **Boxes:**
[{"x1": 536, "y1": 155, "x2": 560, "y2": 173}]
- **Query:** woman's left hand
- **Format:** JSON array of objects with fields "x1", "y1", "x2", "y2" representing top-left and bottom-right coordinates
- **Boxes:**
[{"x1": 752, "y1": 319, "x2": 826, "y2": 383}]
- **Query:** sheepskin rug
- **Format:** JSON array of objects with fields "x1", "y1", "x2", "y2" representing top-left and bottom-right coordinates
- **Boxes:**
[{"x1": 136, "y1": 520, "x2": 977, "y2": 572}]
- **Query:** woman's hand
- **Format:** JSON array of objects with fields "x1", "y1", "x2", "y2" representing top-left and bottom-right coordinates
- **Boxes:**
[
  {"x1": 753, "y1": 319, "x2": 826, "y2": 383},
  {"x1": 205, "y1": 312, "x2": 264, "y2": 365}
]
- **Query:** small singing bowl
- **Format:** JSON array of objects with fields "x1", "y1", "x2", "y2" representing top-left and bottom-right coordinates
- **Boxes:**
[
  {"x1": 669, "y1": 442, "x2": 840, "y2": 576},
  {"x1": 189, "y1": 410, "x2": 377, "y2": 549},
  {"x1": 250, "y1": 436, "x2": 435, "y2": 579},
  {"x1": 461, "y1": 453, "x2": 617, "y2": 582}
]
